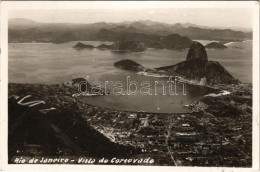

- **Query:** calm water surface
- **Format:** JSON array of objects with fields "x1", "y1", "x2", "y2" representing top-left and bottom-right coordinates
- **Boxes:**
[{"x1": 9, "y1": 40, "x2": 252, "y2": 113}]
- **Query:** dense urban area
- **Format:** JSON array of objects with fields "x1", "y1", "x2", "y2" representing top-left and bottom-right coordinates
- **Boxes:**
[{"x1": 8, "y1": 79, "x2": 252, "y2": 166}]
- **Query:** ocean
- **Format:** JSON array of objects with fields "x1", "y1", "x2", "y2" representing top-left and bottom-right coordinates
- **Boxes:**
[{"x1": 8, "y1": 40, "x2": 252, "y2": 113}]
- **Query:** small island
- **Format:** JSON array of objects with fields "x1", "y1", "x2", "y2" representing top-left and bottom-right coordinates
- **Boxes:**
[
  {"x1": 205, "y1": 42, "x2": 228, "y2": 49},
  {"x1": 73, "y1": 42, "x2": 95, "y2": 49},
  {"x1": 110, "y1": 39, "x2": 146, "y2": 52},
  {"x1": 96, "y1": 44, "x2": 112, "y2": 50},
  {"x1": 114, "y1": 59, "x2": 145, "y2": 71}
]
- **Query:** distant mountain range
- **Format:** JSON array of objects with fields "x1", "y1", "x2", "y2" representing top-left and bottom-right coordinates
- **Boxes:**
[{"x1": 9, "y1": 18, "x2": 252, "y2": 43}]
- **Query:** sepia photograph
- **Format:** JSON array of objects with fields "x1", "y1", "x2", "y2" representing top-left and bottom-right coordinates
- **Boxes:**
[{"x1": 0, "y1": 1, "x2": 259, "y2": 171}]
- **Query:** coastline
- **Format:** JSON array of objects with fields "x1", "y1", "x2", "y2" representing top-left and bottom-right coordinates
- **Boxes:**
[
  {"x1": 8, "y1": 81, "x2": 252, "y2": 166},
  {"x1": 4, "y1": 6, "x2": 256, "y2": 168}
]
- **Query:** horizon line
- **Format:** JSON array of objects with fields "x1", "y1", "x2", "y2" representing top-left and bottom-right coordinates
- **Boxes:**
[{"x1": 9, "y1": 17, "x2": 253, "y2": 32}]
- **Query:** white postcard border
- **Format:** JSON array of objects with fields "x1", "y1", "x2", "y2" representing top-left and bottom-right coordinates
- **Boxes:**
[{"x1": 0, "y1": 1, "x2": 259, "y2": 171}]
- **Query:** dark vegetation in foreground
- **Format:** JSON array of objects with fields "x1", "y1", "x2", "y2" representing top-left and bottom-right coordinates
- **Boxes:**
[{"x1": 9, "y1": 93, "x2": 140, "y2": 163}]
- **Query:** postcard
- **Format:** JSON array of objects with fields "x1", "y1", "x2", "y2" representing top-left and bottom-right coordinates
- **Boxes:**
[{"x1": 0, "y1": 1, "x2": 259, "y2": 171}]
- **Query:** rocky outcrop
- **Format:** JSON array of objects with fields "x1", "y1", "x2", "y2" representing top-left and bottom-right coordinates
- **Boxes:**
[
  {"x1": 96, "y1": 44, "x2": 112, "y2": 50},
  {"x1": 73, "y1": 42, "x2": 95, "y2": 49},
  {"x1": 111, "y1": 39, "x2": 146, "y2": 52},
  {"x1": 205, "y1": 42, "x2": 228, "y2": 49},
  {"x1": 156, "y1": 41, "x2": 239, "y2": 85},
  {"x1": 186, "y1": 41, "x2": 208, "y2": 61},
  {"x1": 114, "y1": 59, "x2": 144, "y2": 71},
  {"x1": 157, "y1": 60, "x2": 239, "y2": 85},
  {"x1": 160, "y1": 34, "x2": 192, "y2": 50}
]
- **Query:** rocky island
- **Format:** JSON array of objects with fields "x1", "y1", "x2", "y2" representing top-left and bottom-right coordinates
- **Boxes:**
[
  {"x1": 110, "y1": 39, "x2": 146, "y2": 52},
  {"x1": 205, "y1": 42, "x2": 228, "y2": 49},
  {"x1": 156, "y1": 41, "x2": 239, "y2": 85},
  {"x1": 114, "y1": 59, "x2": 145, "y2": 71},
  {"x1": 73, "y1": 40, "x2": 145, "y2": 52},
  {"x1": 73, "y1": 42, "x2": 95, "y2": 49},
  {"x1": 96, "y1": 44, "x2": 112, "y2": 50}
]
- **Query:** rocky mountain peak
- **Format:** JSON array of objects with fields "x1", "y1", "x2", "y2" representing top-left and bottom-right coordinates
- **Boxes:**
[{"x1": 186, "y1": 41, "x2": 208, "y2": 61}]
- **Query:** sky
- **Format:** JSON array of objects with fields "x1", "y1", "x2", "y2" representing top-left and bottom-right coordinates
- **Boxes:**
[{"x1": 9, "y1": 8, "x2": 252, "y2": 30}]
